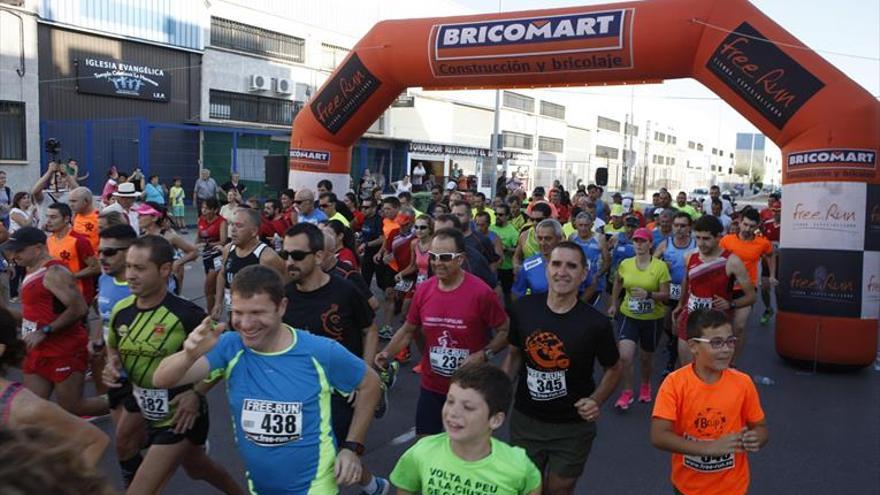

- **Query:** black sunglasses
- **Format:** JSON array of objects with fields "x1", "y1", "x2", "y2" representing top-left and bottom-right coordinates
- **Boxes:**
[
  {"x1": 292, "y1": 200, "x2": 304, "y2": 205},
  {"x1": 413, "y1": 225, "x2": 430, "y2": 231},
  {"x1": 319, "y1": 203, "x2": 331, "y2": 209},
  {"x1": 98, "y1": 246, "x2": 128, "y2": 257},
  {"x1": 280, "y1": 249, "x2": 316, "y2": 261}
]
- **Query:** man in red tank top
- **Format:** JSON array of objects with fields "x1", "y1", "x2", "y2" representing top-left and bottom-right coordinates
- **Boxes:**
[
  {"x1": 1, "y1": 227, "x2": 109, "y2": 417},
  {"x1": 672, "y1": 216, "x2": 754, "y2": 366}
]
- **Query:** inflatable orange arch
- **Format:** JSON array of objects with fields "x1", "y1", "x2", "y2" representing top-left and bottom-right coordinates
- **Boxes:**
[{"x1": 290, "y1": 0, "x2": 880, "y2": 366}]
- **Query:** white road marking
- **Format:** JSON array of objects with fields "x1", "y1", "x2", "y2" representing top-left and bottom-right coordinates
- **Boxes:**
[{"x1": 390, "y1": 427, "x2": 416, "y2": 445}]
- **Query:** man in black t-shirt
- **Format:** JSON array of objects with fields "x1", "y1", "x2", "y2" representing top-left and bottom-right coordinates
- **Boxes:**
[
  {"x1": 502, "y1": 241, "x2": 621, "y2": 494},
  {"x1": 280, "y1": 223, "x2": 388, "y2": 494},
  {"x1": 318, "y1": 225, "x2": 378, "y2": 311}
]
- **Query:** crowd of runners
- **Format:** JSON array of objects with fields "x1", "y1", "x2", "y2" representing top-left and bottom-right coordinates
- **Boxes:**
[{"x1": 0, "y1": 164, "x2": 779, "y2": 494}]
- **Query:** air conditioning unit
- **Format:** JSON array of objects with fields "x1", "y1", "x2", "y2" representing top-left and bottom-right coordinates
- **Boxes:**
[
  {"x1": 249, "y1": 74, "x2": 270, "y2": 92},
  {"x1": 276, "y1": 78, "x2": 293, "y2": 94},
  {"x1": 294, "y1": 83, "x2": 313, "y2": 102}
]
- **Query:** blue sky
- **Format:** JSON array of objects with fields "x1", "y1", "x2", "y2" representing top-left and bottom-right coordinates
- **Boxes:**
[{"x1": 455, "y1": 0, "x2": 879, "y2": 144}]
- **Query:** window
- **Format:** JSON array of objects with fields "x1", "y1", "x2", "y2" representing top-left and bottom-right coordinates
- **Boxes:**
[
  {"x1": 538, "y1": 136, "x2": 564, "y2": 153},
  {"x1": 0, "y1": 101, "x2": 25, "y2": 160},
  {"x1": 654, "y1": 131, "x2": 666, "y2": 142},
  {"x1": 622, "y1": 149, "x2": 637, "y2": 163},
  {"x1": 718, "y1": 149, "x2": 724, "y2": 157},
  {"x1": 209, "y1": 90, "x2": 302, "y2": 126},
  {"x1": 652, "y1": 154, "x2": 662, "y2": 164},
  {"x1": 670, "y1": 157, "x2": 676, "y2": 166},
  {"x1": 597, "y1": 116, "x2": 621, "y2": 132},
  {"x1": 712, "y1": 147, "x2": 718, "y2": 155},
  {"x1": 688, "y1": 140, "x2": 696, "y2": 150},
  {"x1": 625, "y1": 123, "x2": 639, "y2": 136},
  {"x1": 669, "y1": 135, "x2": 677, "y2": 145},
  {"x1": 502, "y1": 131, "x2": 533, "y2": 149},
  {"x1": 211, "y1": 17, "x2": 305, "y2": 63},
  {"x1": 321, "y1": 43, "x2": 349, "y2": 70},
  {"x1": 595, "y1": 145, "x2": 619, "y2": 160},
  {"x1": 503, "y1": 91, "x2": 534, "y2": 113},
  {"x1": 697, "y1": 143, "x2": 704, "y2": 151},
  {"x1": 540, "y1": 101, "x2": 565, "y2": 119}
]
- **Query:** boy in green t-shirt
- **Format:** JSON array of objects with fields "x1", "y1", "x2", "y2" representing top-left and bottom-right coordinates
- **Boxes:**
[
  {"x1": 169, "y1": 177, "x2": 186, "y2": 234},
  {"x1": 391, "y1": 363, "x2": 541, "y2": 495}
]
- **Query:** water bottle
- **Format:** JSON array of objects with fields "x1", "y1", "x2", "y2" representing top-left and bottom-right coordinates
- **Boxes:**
[{"x1": 753, "y1": 375, "x2": 775, "y2": 386}]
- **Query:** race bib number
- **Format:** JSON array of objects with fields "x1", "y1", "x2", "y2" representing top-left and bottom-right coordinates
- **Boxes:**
[
  {"x1": 394, "y1": 278, "x2": 414, "y2": 293},
  {"x1": 212, "y1": 255, "x2": 223, "y2": 271},
  {"x1": 429, "y1": 347, "x2": 469, "y2": 377},
  {"x1": 688, "y1": 296, "x2": 713, "y2": 312},
  {"x1": 224, "y1": 289, "x2": 232, "y2": 307},
  {"x1": 132, "y1": 386, "x2": 170, "y2": 421},
  {"x1": 21, "y1": 319, "x2": 37, "y2": 336},
  {"x1": 683, "y1": 435, "x2": 735, "y2": 473},
  {"x1": 670, "y1": 284, "x2": 682, "y2": 300},
  {"x1": 627, "y1": 298, "x2": 655, "y2": 315},
  {"x1": 526, "y1": 367, "x2": 567, "y2": 401},
  {"x1": 241, "y1": 399, "x2": 302, "y2": 446}
]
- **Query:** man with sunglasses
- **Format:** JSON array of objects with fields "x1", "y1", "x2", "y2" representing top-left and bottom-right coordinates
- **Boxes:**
[
  {"x1": 212, "y1": 207, "x2": 286, "y2": 321},
  {"x1": 375, "y1": 228, "x2": 509, "y2": 437},
  {"x1": 96, "y1": 224, "x2": 148, "y2": 485},
  {"x1": 672, "y1": 216, "x2": 754, "y2": 365},
  {"x1": 434, "y1": 214, "x2": 496, "y2": 290},
  {"x1": 294, "y1": 189, "x2": 327, "y2": 225},
  {"x1": 358, "y1": 198, "x2": 385, "y2": 288},
  {"x1": 279, "y1": 224, "x2": 389, "y2": 495},
  {"x1": 319, "y1": 192, "x2": 350, "y2": 227}
]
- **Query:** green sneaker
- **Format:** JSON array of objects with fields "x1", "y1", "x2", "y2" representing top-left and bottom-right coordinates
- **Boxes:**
[{"x1": 760, "y1": 311, "x2": 773, "y2": 326}]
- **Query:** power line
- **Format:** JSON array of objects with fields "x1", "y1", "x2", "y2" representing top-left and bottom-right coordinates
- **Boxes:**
[{"x1": 691, "y1": 18, "x2": 880, "y2": 62}]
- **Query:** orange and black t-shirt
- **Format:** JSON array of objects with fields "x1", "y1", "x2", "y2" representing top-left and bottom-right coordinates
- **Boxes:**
[
  {"x1": 47, "y1": 231, "x2": 96, "y2": 304},
  {"x1": 73, "y1": 210, "x2": 100, "y2": 251},
  {"x1": 719, "y1": 234, "x2": 772, "y2": 285},
  {"x1": 652, "y1": 365, "x2": 765, "y2": 495}
]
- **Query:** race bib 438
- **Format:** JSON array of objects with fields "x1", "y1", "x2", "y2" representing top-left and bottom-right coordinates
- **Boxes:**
[{"x1": 241, "y1": 399, "x2": 303, "y2": 446}]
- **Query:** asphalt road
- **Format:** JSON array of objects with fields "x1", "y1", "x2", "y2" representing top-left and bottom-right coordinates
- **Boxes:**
[{"x1": 23, "y1": 255, "x2": 879, "y2": 495}]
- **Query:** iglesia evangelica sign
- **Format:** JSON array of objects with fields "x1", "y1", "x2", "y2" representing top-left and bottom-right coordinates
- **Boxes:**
[{"x1": 76, "y1": 57, "x2": 170, "y2": 102}]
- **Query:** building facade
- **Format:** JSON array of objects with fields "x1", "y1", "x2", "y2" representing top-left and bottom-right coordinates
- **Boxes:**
[{"x1": 0, "y1": 0, "x2": 40, "y2": 189}]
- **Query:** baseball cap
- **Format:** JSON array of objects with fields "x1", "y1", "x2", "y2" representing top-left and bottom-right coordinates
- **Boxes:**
[
  {"x1": 395, "y1": 212, "x2": 414, "y2": 225},
  {"x1": 133, "y1": 203, "x2": 162, "y2": 217},
  {"x1": 633, "y1": 227, "x2": 652, "y2": 242},
  {"x1": 624, "y1": 216, "x2": 640, "y2": 228},
  {"x1": 0, "y1": 226, "x2": 46, "y2": 252}
]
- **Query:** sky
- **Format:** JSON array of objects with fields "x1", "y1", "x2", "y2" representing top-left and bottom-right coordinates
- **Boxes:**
[{"x1": 452, "y1": 0, "x2": 880, "y2": 148}]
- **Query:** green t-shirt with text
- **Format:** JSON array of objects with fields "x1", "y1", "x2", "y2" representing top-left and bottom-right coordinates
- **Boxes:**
[
  {"x1": 617, "y1": 257, "x2": 671, "y2": 320},
  {"x1": 391, "y1": 433, "x2": 541, "y2": 495},
  {"x1": 491, "y1": 223, "x2": 520, "y2": 270}
]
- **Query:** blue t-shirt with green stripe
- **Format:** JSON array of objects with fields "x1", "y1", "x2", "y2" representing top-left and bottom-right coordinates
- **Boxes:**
[{"x1": 206, "y1": 326, "x2": 365, "y2": 494}]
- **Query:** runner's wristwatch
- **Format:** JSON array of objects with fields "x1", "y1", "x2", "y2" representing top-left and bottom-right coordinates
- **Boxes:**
[
  {"x1": 40, "y1": 325, "x2": 52, "y2": 335},
  {"x1": 340, "y1": 441, "x2": 365, "y2": 456},
  {"x1": 483, "y1": 347, "x2": 495, "y2": 361}
]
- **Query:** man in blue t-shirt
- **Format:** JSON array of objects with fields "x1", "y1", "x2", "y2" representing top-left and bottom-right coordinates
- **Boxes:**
[
  {"x1": 153, "y1": 264, "x2": 382, "y2": 494},
  {"x1": 512, "y1": 219, "x2": 563, "y2": 299}
]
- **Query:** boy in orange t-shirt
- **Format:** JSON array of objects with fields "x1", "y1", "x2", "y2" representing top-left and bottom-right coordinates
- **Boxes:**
[{"x1": 651, "y1": 309, "x2": 768, "y2": 495}]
